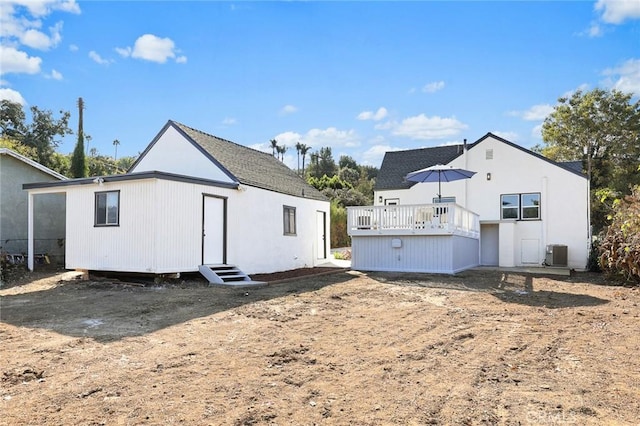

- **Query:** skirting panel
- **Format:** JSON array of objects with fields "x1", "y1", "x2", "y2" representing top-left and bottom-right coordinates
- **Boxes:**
[{"x1": 352, "y1": 234, "x2": 479, "y2": 274}]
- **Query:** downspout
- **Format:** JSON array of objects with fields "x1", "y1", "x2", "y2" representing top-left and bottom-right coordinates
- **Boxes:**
[{"x1": 463, "y1": 139, "x2": 468, "y2": 208}]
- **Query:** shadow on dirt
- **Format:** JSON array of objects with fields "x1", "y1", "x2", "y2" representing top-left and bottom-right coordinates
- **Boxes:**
[
  {"x1": 0, "y1": 270, "x2": 355, "y2": 343},
  {"x1": 368, "y1": 269, "x2": 610, "y2": 309}
]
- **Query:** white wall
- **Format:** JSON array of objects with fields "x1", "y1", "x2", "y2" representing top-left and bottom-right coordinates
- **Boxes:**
[
  {"x1": 374, "y1": 136, "x2": 589, "y2": 269},
  {"x1": 62, "y1": 178, "x2": 330, "y2": 275},
  {"x1": 130, "y1": 125, "x2": 235, "y2": 183}
]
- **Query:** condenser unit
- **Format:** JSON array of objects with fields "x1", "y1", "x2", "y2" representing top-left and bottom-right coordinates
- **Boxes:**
[{"x1": 545, "y1": 244, "x2": 568, "y2": 267}]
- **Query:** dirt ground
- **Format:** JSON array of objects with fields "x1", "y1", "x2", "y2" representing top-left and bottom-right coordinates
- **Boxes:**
[{"x1": 1, "y1": 267, "x2": 639, "y2": 425}]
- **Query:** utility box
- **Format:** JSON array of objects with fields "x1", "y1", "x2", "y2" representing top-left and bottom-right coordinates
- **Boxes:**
[{"x1": 545, "y1": 244, "x2": 568, "y2": 267}]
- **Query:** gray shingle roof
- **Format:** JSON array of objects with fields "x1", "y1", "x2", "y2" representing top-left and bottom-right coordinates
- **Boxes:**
[
  {"x1": 170, "y1": 121, "x2": 327, "y2": 201},
  {"x1": 375, "y1": 145, "x2": 466, "y2": 190}
]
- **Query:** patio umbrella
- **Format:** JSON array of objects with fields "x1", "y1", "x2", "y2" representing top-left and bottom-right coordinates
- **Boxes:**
[{"x1": 405, "y1": 164, "x2": 476, "y2": 202}]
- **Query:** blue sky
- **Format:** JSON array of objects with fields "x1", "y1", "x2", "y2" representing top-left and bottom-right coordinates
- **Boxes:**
[{"x1": 1, "y1": 1, "x2": 639, "y2": 169}]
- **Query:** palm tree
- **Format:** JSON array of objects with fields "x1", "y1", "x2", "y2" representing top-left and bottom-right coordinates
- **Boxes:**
[
  {"x1": 280, "y1": 145, "x2": 287, "y2": 161},
  {"x1": 300, "y1": 144, "x2": 311, "y2": 175},
  {"x1": 295, "y1": 142, "x2": 302, "y2": 174},
  {"x1": 113, "y1": 139, "x2": 120, "y2": 160},
  {"x1": 270, "y1": 139, "x2": 278, "y2": 157}
]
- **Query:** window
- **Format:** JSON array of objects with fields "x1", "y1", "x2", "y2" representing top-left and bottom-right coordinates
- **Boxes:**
[
  {"x1": 283, "y1": 205, "x2": 296, "y2": 235},
  {"x1": 95, "y1": 191, "x2": 120, "y2": 226},
  {"x1": 500, "y1": 193, "x2": 540, "y2": 220}
]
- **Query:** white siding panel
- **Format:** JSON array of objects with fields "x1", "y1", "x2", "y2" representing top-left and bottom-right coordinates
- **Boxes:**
[
  {"x1": 65, "y1": 177, "x2": 331, "y2": 275},
  {"x1": 130, "y1": 126, "x2": 235, "y2": 183},
  {"x1": 66, "y1": 180, "x2": 157, "y2": 272},
  {"x1": 352, "y1": 235, "x2": 478, "y2": 274}
]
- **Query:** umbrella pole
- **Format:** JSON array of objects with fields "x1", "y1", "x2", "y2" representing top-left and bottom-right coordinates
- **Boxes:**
[{"x1": 438, "y1": 171, "x2": 442, "y2": 202}]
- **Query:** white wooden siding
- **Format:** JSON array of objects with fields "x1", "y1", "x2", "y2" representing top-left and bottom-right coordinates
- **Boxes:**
[
  {"x1": 130, "y1": 125, "x2": 235, "y2": 183},
  {"x1": 63, "y1": 177, "x2": 330, "y2": 274},
  {"x1": 351, "y1": 235, "x2": 478, "y2": 274}
]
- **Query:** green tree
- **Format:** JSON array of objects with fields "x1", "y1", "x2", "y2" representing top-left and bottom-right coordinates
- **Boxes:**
[
  {"x1": 22, "y1": 106, "x2": 72, "y2": 170},
  {"x1": 300, "y1": 144, "x2": 311, "y2": 176},
  {"x1": 295, "y1": 141, "x2": 302, "y2": 173},
  {"x1": 0, "y1": 100, "x2": 26, "y2": 138},
  {"x1": 307, "y1": 147, "x2": 337, "y2": 179},
  {"x1": 113, "y1": 139, "x2": 120, "y2": 160},
  {"x1": 338, "y1": 155, "x2": 358, "y2": 170},
  {"x1": 537, "y1": 89, "x2": 640, "y2": 232},
  {"x1": 70, "y1": 97, "x2": 87, "y2": 178},
  {"x1": 270, "y1": 139, "x2": 278, "y2": 157}
]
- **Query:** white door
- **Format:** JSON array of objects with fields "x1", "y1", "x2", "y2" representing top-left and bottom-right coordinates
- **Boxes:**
[
  {"x1": 480, "y1": 224, "x2": 499, "y2": 266},
  {"x1": 202, "y1": 195, "x2": 226, "y2": 265},
  {"x1": 316, "y1": 211, "x2": 327, "y2": 259}
]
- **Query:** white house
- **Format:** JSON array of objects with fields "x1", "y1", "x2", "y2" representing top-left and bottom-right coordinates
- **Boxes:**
[
  {"x1": 24, "y1": 121, "x2": 331, "y2": 283},
  {"x1": 348, "y1": 133, "x2": 589, "y2": 273}
]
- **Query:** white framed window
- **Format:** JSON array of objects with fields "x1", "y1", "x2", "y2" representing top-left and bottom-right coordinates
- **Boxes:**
[
  {"x1": 432, "y1": 196, "x2": 456, "y2": 204},
  {"x1": 283, "y1": 205, "x2": 296, "y2": 236},
  {"x1": 95, "y1": 190, "x2": 120, "y2": 226},
  {"x1": 500, "y1": 193, "x2": 540, "y2": 220}
]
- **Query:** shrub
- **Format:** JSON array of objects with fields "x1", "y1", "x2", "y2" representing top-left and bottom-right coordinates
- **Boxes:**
[
  {"x1": 330, "y1": 201, "x2": 351, "y2": 249},
  {"x1": 599, "y1": 186, "x2": 640, "y2": 283}
]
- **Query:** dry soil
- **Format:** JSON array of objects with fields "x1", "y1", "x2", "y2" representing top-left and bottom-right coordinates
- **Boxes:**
[{"x1": 1, "y1": 268, "x2": 639, "y2": 425}]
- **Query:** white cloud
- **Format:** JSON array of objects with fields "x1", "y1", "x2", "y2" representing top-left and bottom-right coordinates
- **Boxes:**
[
  {"x1": 13, "y1": 0, "x2": 81, "y2": 17},
  {"x1": 508, "y1": 104, "x2": 554, "y2": 121},
  {"x1": 304, "y1": 127, "x2": 361, "y2": 148},
  {"x1": 423, "y1": 81, "x2": 445, "y2": 93},
  {"x1": 69, "y1": 44, "x2": 78, "y2": 51},
  {"x1": 561, "y1": 84, "x2": 590, "y2": 99},
  {"x1": 273, "y1": 127, "x2": 361, "y2": 150},
  {"x1": 89, "y1": 50, "x2": 111, "y2": 65},
  {"x1": 595, "y1": 0, "x2": 640, "y2": 24},
  {"x1": 280, "y1": 104, "x2": 298, "y2": 115},
  {"x1": 357, "y1": 107, "x2": 388, "y2": 121},
  {"x1": 118, "y1": 34, "x2": 186, "y2": 64},
  {"x1": 531, "y1": 124, "x2": 544, "y2": 140},
  {"x1": 491, "y1": 131, "x2": 519, "y2": 142},
  {"x1": 0, "y1": 87, "x2": 26, "y2": 104},
  {"x1": 377, "y1": 114, "x2": 468, "y2": 140},
  {"x1": 20, "y1": 21, "x2": 62, "y2": 50},
  {"x1": 361, "y1": 144, "x2": 402, "y2": 167},
  {"x1": 588, "y1": 23, "x2": 603, "y2": 37},
  {"x1": 602, "y1": 58, "x2": 640, "y2": 95},
  {"x1": 115, "y1": 46, "x2": 131, "y2": 57},
  {"x1": 45, "y1": 69, "x2": 62, "y2": 80},
  {"x1": 0, "y1": 46, "x2": 41, "y2": 75},
  {"x1": 221, "y1": 117, "x2": 237, "y2": 125}
]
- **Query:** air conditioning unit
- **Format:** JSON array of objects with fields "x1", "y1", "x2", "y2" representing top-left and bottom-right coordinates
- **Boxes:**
[{"x1": 545, "y1": 244, "x2": 568, "y2": 267}]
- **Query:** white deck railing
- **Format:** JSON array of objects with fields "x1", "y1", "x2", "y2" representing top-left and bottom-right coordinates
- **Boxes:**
[{"x1": 347, "y1": 203, "x2": 480, "y2": 238}]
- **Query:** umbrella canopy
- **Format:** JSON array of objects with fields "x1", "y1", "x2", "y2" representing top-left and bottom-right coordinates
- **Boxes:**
[{"x1": 405, "y1": 164, "x2": 476, "y2": 202}]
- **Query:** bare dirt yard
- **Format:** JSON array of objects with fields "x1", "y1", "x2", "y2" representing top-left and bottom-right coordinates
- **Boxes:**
[{"x1": 1, "y1": 267, "x2": 639, "y2": 425}]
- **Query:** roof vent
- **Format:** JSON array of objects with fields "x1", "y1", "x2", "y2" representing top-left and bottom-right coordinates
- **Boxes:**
[{"x1": 486, "y1": 149, "x2": 494, "y2": 160}]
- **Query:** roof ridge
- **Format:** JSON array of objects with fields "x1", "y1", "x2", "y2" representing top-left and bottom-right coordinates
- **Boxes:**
[{"x1": 170, "y1": 120, "x2": 274, "y2": 159}]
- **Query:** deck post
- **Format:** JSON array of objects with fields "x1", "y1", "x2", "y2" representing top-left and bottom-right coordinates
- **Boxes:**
[{"x1": 27, "y1": 192, "x2": 34, "y2": 271}]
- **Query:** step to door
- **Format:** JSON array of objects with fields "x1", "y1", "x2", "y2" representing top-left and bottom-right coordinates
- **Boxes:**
[{"x1": 198, "y1": 264, "x2": 266, "y2": 287}]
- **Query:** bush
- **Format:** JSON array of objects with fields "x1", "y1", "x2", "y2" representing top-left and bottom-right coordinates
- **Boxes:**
[
  {"x1": 599, "y1": 186, "x2": 640, "y2": 283},
  {"x1": 330, "y1": 201, "x2": 350, "y2": 249}
]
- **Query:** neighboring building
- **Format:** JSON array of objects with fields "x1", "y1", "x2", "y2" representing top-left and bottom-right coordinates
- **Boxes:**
[
  {"x1": 0, "y1": 148, "x2": 66, "y2": 264},
  {"x1": 348, "y1": 133, "x2": 589, "y2": 273},
  {"x1": 24, "y1": 121, "x2": 330, "y2": 281}
]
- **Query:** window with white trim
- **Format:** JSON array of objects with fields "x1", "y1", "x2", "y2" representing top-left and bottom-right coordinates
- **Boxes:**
[
  {"x1": 500, "y1": 193, "x2": 540, "y2": 220},
  {"x1": 95, "y1": 190, "x2": 120, "y2": 226},
  {"x1": 283, "y1": 205, "x2": 296, "y2": 235}
]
